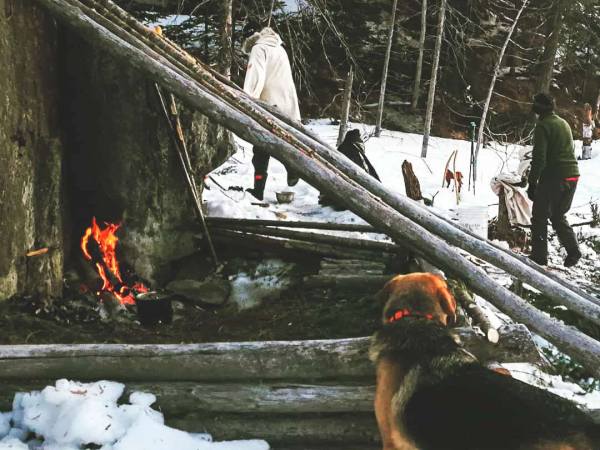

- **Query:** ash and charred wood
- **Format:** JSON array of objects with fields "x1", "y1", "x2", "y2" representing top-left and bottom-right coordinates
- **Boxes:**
[
  {"x1": 210, "y1": 229, "x2": 396, "y2": 262},
  {"x1": 35, "y1": 0, "x2": 600, "y2": 376},
  {"x1": 207, "y1": 217, "x2": 377, "y2": 233},
  {"x1": 303, "y1": 275, "x2": 392, "y2": 290},
  {"x1": 0, "y1": 326, "x2": 543, "y2": 383},
  {"x1": 449, "y1": 278, "x2": 500, "y2": 344}
]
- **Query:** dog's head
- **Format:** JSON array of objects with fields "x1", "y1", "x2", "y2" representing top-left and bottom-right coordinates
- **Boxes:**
[{"x1": 376, "y1": 273, "x2": 457, "y2": 327}]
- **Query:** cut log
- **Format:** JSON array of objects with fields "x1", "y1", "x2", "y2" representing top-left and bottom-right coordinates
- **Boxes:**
[
  {"x1": 449, "y1": 278, "x2": 500, "y2": 344},
  {"x1": 401, "y1": 160, "x2": 423, "y2": 201},
  {"x1": 0, "y1": 327, "x2": 543, "y2": 383},
  {"x1": 34, "y1": 0, "x2": 600, "y2": 376}
]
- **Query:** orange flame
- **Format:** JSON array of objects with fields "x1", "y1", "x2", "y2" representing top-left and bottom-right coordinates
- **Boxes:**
[{"x1": 80, "y1": 217, "x2": 148, "y2": 305}]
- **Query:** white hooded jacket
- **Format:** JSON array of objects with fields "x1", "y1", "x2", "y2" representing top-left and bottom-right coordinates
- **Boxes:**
[{"x1": 243, "y1": 28, "x2": 301, "y2": 121}]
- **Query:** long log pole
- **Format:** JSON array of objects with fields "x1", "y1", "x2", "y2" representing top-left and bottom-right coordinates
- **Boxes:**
[
  {"x1": 35, "y1": 0, "x2": 600, "y2": 375},
  {"x1": 82, "y1": 0, "x2": 600, "y2": 315},
  {"x1": 207, "y1": 217, "x2": 377, "y2": 233}
]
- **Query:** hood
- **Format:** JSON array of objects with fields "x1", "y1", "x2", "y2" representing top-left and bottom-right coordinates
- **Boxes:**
[{"x1": 242, "y1": 27, "x2": 282, "y2": 54}]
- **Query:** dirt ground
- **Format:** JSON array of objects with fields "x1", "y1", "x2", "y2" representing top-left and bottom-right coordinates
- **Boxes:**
[{"x1": 0, "y1": 254, "x2": 382, "y2": 345}]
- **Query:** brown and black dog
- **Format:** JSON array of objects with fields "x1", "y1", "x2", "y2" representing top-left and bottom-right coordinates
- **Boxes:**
[{"x1": 370, "y1": 273, "x2": 600, "y2": 450}]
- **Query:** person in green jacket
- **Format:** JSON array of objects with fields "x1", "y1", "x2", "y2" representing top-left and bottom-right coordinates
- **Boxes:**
[{"x1": 527, "y1": 93, "x2": 581, "y2": 267}]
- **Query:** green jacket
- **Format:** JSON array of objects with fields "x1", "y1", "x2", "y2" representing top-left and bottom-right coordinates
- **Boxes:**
[{"x1": 528, "y1": 113, "x2": 580, "y2": 185}]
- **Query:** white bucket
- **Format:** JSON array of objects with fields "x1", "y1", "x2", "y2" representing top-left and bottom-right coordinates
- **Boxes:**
[{"x1": 456, "y1": 205, "x2": 489, "y2": 238}]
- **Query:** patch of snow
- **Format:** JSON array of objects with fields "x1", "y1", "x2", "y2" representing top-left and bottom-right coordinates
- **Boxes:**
[{"x1": 1, "y1": 380, "x2": 269, "y2": 450}]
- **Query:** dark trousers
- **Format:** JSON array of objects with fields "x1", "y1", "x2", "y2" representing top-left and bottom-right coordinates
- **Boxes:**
[
  {"x1": 251, "y1": 146, "x2": 297, "y2": 185},
  {"x1": 530, "y1": 177, "x2": 579, "y2": 265}
]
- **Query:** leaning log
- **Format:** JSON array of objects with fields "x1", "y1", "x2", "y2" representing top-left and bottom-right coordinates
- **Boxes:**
[{"x1": 34, "y1": 0, "x2": 600, "y2": 376}]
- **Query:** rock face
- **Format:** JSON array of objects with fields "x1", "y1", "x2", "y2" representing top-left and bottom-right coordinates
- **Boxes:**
[
  {"x1": 0, "y1": 2, "x2": 234, "y2": 301},
  {"x1": 0, "y1": 0, "x2": 64, "y2": 300},
  {"x1": 60, "y1": 28, "x2": 234, "y2": 286}
]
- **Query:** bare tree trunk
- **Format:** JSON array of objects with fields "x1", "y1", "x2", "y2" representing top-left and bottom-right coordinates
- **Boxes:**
[
  {"x1": 473, "y1": 0, "x2": 528, "y2": 183},
  {"x1": 420, "y1": 0, "x2": 446, "y2": 158},
  {"x1": 411, "y1": 0, "x2": 427, "y2": 111},
  {"x1": 337, "y1": 67, "x2": 354, "y2": 146},
  {"x1": 536, "y1": 0, "x2": 565, "y2": 94},
  {"x1": 375, "y1": 0, "x2": 398, "y2": 137},
  {"x1": 219, "y1": 0, "x2": 233, "y2": 78}
]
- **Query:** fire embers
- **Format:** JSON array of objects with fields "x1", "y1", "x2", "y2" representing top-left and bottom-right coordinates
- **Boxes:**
[{"x1": 80, "y1": 217, "x2": 148, "y2": 305}]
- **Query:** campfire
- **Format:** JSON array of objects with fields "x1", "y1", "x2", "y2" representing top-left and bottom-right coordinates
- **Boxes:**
[{"x1": 80, "y1": 217, "x2": 148, "y2": 305}]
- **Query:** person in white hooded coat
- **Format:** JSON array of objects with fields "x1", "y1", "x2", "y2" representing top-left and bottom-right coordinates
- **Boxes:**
[{"x1": 242, "y1": 27, "x2": 301, "y2": 200}]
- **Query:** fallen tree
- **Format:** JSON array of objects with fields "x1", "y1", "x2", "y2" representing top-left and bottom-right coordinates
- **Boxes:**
[{"x1": 34, "y1": 0, "x2": 600, "y2": 376}]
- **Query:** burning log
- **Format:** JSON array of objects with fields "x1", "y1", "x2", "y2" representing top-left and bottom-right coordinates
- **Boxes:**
[{"x1": 80, "y1": 217, "x2": 148, "y2": 304}]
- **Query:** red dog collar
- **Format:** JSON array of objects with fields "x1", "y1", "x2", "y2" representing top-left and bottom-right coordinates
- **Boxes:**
[{"x1": 387, "y1": 308, "x2": 434, "y2": 323}]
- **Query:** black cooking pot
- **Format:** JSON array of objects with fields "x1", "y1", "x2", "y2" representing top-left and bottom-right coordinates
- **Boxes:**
[{"x1": 135, "y1": 291, "x2": 173, "y2": 326}]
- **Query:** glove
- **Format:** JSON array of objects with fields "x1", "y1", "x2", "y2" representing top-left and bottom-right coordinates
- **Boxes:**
[{"x1": 527, "y1": 183, "x2": 537, "y2": 201}]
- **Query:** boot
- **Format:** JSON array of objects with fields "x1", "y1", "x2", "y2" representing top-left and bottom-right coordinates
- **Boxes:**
[
  {"x1": 564, "y1": 249, "x2": 582, "y2": 268},
  {"x1": 246, "y1": 173, "x2": 266, "y2": 201},
  {"x1": 287, "y1": 171, "x2": 299, "y2": 187}
]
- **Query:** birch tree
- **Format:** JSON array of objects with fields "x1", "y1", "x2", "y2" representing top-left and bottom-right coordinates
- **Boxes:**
[
  {"x1": 473, "y1": 0, "x2": 529, "y2": 184},
  {"x1": 375, "y1": 0, "x2": 399, "y2": 137},
  {"x1": 411, "y1": 0, "x2": 428, "y2": 111},
  {"x1": 420, "y1": 0, "x2": 446, "y2": 158}
]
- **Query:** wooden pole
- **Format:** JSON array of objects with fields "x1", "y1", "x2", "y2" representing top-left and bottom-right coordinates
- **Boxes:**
[
  {"x1": 420, "y1": 0, "x2": 446, "y2": 157},
  {"x1": 337, "y1": 67, "x2": 354, "y2": 146},
  {"x1": 411, "y1": 0, "x2": 427, "y2": 111},
  {"x1": 473, "y1": 0, "x2": 528, "y2": 184},
  {"x1": 154, "y1": 85, "x2": 220, "y2": 268},
  {"x1": 206, "y1": 217, "x2": 377, "y2": 233},
  {"x1": 375, "y1": 0, "x2": 398, "y2": 137},
  {"x1": 219, "y1": 0, "x2": 233, "y2": 78},
  {"x1": 36, "y1": 0, "x2": 600, "y2": 376}
]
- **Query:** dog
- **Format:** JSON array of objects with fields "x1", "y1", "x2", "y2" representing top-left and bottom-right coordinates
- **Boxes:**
[
  {"x1": 370, "y1": 273, "x2": 600, "y2": 450},
  {"x1": 444, "y1": 169, "x2": 464, "y2": 193}
]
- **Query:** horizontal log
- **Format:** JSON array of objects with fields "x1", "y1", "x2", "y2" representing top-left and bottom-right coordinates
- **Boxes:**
[
  {"x1": 207, "y1": 217, "x2": 377, "y2": 233},
  {"x1": 0, "y1": 381, "x2": 374, "y2": 414},
  {"x1": 0, "y1": 338, "x2": 371, "y2": 382},
  {"x1": 0, "y1": 326, "x2": 542, "y2": 382},
  {"x1": 212, "y1": 225, "x2": 403, "y2": 254},
  {"x1": 169, "y1": 412, "x2": 379, "y2": 445},
  {"x1": 211, "y1": 229, "x2": 397, "y2": 262}
]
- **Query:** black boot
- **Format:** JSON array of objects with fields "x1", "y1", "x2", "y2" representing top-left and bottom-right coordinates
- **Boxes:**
[
  {"x1": 564, "y1": 249, "x2": 582, "y2": 268},
  {"x1": 246, "y1": 173, "x2": 267, "y2": 201}
]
